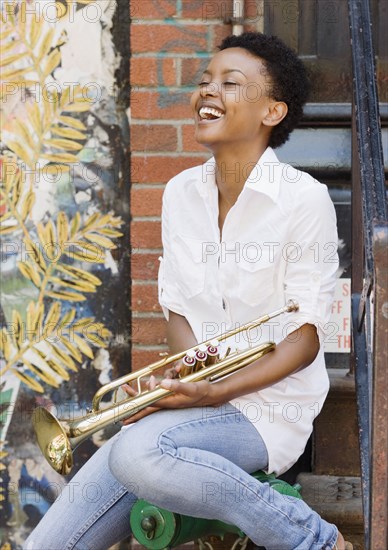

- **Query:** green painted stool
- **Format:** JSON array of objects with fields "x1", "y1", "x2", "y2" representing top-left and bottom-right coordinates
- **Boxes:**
[{"x1": 130, "y1": 471, "x2": 302, "y2": 549}]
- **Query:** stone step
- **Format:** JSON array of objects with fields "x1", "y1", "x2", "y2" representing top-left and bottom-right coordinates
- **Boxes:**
[
  {"x1": 314, "y1": 369, "x2": 361, "y2": 476},
  {"x1": 296, "y1": 473, "x2": 364, "y2": 550}
]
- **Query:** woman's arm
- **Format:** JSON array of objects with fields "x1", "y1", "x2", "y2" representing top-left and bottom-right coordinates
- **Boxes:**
[
  {"x1": 167, "y1": 311, "x2": 197, "y2": 354},
  {"x1": 122, "y1": 321, "x2": 319, "y2": 423},
  {"x1": 160, "y1": 322, "x2": 319, "y2": 406}
]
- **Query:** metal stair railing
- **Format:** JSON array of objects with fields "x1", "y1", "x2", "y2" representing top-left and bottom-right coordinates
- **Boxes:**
[{"x1": 348, "y1": 1, "x2": 388, "y2": 549}]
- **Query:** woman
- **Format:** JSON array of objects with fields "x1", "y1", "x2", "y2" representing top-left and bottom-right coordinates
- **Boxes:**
[{"x1": 24, "y1": 33, "x2": 352, "y2": 550}]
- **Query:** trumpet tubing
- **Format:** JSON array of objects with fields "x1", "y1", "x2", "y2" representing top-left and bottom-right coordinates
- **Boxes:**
[{"x1": 32, "y1": 300, "x2": 298, "y2": 475}]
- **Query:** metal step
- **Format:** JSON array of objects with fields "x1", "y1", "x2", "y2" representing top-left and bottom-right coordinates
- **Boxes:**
[{"x1": 296, "y1": 473, "x2": 364, "y2": 550}]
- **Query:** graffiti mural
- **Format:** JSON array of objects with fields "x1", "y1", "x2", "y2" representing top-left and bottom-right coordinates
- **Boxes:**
[{"x1": 0, "y1": 0, "x2": 130, "y2": 546}]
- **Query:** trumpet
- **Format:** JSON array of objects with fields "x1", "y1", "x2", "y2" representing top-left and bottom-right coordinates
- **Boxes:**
[{"x1": 32, "y1": 300, "x2": 298, "y2": 475}]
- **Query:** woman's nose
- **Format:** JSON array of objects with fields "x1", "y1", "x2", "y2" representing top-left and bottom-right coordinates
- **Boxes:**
[{"x1": 200, "y1": 82, "x2": 219, "y2": 97}]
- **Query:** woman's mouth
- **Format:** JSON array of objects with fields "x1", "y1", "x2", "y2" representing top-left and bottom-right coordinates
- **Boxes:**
[{"x1": 198, "y1": 106, "x2": 225, "y2": 121}]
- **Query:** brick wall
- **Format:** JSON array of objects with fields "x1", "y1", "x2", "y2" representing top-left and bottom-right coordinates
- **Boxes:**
[{"x1": 129, "y1": 0, "x2": 259, "y2": 370}]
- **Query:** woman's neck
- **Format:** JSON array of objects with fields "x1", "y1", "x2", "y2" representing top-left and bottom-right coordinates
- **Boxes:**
[{"x1": 213, "y1": 142, "x2": 268, "y2": 206}]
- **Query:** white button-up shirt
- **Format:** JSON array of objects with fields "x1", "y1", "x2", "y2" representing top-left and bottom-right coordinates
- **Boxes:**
[{"x1": 158, "y1": 147, "x2": 339, "y2": 475}]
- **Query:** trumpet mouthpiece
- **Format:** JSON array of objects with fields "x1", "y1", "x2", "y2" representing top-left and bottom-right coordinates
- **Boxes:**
[{"x1": 286, "y1": 300, "x2": 299, "y2": 312}]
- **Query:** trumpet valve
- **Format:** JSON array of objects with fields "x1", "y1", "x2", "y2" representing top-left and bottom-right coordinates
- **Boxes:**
[
  {"x1": 194, "y1": 345, "x2": 208, "y2": 371},
  {"x1": 206, "y1": 341, "x2": 219, "y2": 365},
  {"x1": 180, "y1": 349, "x2": 196, "y2": 377}
]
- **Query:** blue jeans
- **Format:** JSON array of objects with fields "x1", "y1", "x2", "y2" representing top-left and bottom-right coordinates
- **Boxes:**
[{"x1": 23, "y1": 405, "x2": 338, "y2": 550}]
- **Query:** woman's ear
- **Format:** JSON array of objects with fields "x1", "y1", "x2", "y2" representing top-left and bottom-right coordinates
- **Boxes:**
[{"x1": 263, "y1": 101, "x2": 288, "y2": 127}]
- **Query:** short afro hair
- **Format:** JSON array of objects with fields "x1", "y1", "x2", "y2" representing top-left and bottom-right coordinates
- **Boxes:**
[{"x1": 219, "y1": 32, "x2": 310, "y2": 149}]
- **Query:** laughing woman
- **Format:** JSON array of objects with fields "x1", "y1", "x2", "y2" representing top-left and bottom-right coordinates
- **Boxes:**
[{"x1": 24, "y1": 33, "x2": 352, "y2": 550}]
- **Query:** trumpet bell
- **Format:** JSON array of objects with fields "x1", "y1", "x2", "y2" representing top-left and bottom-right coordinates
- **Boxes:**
[{"x1": 32, "y1": 407, "x2": 73, "y2": 475}]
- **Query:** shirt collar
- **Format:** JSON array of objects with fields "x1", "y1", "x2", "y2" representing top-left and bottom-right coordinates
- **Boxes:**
[{"x1": 196, "y1": 147, "x2": 281, "y2": 203}]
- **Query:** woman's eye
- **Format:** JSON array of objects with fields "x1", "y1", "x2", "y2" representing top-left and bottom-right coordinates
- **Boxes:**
[
  {"x1": 223, "y1": 81, "x2": 238, "y2": 87},
  {"x1": 198, "y1": 81, "x2": 210, "y2": 87}
]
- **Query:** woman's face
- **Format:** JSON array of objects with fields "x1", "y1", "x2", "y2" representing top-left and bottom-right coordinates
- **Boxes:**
[{"x1": 190, "y1": 47, "x2": 277, "y2": 151}]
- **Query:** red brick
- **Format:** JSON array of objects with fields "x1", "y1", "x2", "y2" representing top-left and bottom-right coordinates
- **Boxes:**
[
  {"x1": 131, "y1": 253, "x2": 161, "y2": 280},
  {"x1": 131, "y1": 57, "x2": 177, "y2": 87},
  {"x1": 181, "y1": 57, "x2": 211, "y2": 86},
  {"x1": 131, "y1": 25, "x2": 208, "y2": 54},
  {"x1": 132, "y1": 283, "x2": 161, "y2": 313},
  {"x1": 131, "y1": 220, "x2": 162, "y2": 249},
  {"x1": 212, "y1": 22, "x2": 233, "y2": 49},
  {"x1": 182, "y1": 0, "x2": 233, "y2": 21},
  {"x1": 130, "y1": 0, "x2": 177, "y2": 20},
  {"x1": 131, "y1": 155, "x2": 207, "y2": 184},
  {"x1": 131, "y1": 348, "x2": 169, "y2": 372},
  {"x1": 131, "y1": 124, "x2": 178, "y2": 152},
  {"x1": 131, "y1": 91, "x2": 192, "y2": 120},
  {"x1": 245, "y1": 0, "x2": 264, "y2": 22},
  {"x1": 131, "y1": 187, "x2": 164, "y2": 217},
  {"x1": 131, "y1": 317, "x2": 168, "y2": 345},
  {"x1": 182, "y1": 124, "x2": 208, "y2": 153}
]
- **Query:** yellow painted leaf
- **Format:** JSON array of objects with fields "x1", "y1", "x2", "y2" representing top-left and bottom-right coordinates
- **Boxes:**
[
  {"x1": 59, "y1": 336, "x2": 82, "y2": 362},
  {"x1": 45, "y1": 358, "x2": 70, "y2": 381},
  {"x1": 28, "y1": 102, "x2": 42, "y2": 135},
  {"x1": 0, "y1": 52, "x2": 28, "y2": 67},
  {"x1": 5, "y1": 140, "x2": 32, "y2": 166},
  {"x1": 56, "y1": 264, "x2": 102, "y2": 285},
  {"x1": 29, "y1": 12, "x2": 41, "y2": 49},
  {"x1": 51, "y1": 126, "x2": 85, "y2": 140},
  {"x1": 24, "y1": 360, "x2": 60, "y2": 388},
  {"x1": 83, "y1": 212, "x2": 99, "y2": 230},
  {"x1": 56, "y1": 211, "x2": 69, "y2": 245},
  {"x1": 72, "y1": 317, "x2": 94, "y2": 329},
  {"x1": 20, "y1": 190, "x2": 35, "y2": 221},
  {"x1": 0, "y1": 27, "x2": 14, "y2": 40},
  {"x1": 1, "y1": 40, "x2": 19, "y2": 55},
  {"x1": 64, "y1": 247, "x2": 105, "y2": 263},
  {"x1": 59, "y1": 307, "x2": 76, "y2": 327},
  {"x1": 37, "y1": 27, "x2": 55, "y2": 61},
  {"x1": 44, "y1": 138, "x2": 83, "y2": 151},
  {"x1": 46, "y1": 290, "x2": 86, "y2": 302},
  {"x1": 12, "y1": 120, "x2": 36, "y2": 152},
  {"x1": 45, "y1": 301, "x2": 62, "y2": 332},
  {"x1": 43, "y1": 48, "x2": 61, "y2": 77},
  {"x1": 50, "y1": 343, "x2": 77, "y2": 371},
  {"x1": 33, "y1": 302, "x2": 45, "y2": 335},
  {"x1": 84, "y1": 233, "x2": 116, "y2": 249},
  {"x1": 49, "y1": 276, "x2": 97, "y2": 293},
  {"x1": 62, "y1": 102, "x2": 92, "y2": 113},
  {"x1": 41, "y1": 163, "x2": 70, "y2": 174},
  {"x1": 72, "y1": 333, "x2": 94, "y2": 359},
  {"x1": 0, "y1": 224, "x2": 19, "y2": 234},
  {"x1": 26, "y1": 301, "x2": 37, "y2": 335},
  {"x1": 98, "y1": 228, "x2": 123, "y2": 238},
  {"x1": 58, "y1": 116, "x2": 86, "y2": 131},
  {"x1": 11, "y1": 310, "x2": 23, "y2": 349},
  {"x1": 12, "y1": 369, "x2": 44, "y2": 393},
  {"x1": 1, "y1": 66, "x2": 31, "y2": 80},
  {"x1": 84, "y1": 332, "x2": 107, "y2": 348},
  {"x1": 24, "y1": 238, "x2": 47, "y2": 272},
  {"x1": 42, "y1": 152, "x2": 79, "y2": 164},
  {"x1": 17, "y1": 261, "x2": 41, "y2": 286},
  {"x1": 1, "y1": 328, "x2": 13, "y2": 360}
]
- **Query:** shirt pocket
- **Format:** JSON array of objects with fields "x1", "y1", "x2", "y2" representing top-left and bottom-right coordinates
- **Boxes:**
[
  {"x1": 173, "y1": 234, "x2": 207, "y2": 298},
  {"x1": 236, "y1": 258, "x2": 275, "y2": 307}
]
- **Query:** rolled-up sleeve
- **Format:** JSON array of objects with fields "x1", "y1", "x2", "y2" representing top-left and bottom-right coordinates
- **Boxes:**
[
  {"x1": 283, "y1": 184, "x2": 339, "y2": 343},
  {"x1": 158, "y1": 186, "x2": 185, "y2": 320}
]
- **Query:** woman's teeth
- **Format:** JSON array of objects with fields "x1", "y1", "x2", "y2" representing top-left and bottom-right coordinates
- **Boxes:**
[{"x1": 199, "y1": 107, "x2": 224, "y2": 120}]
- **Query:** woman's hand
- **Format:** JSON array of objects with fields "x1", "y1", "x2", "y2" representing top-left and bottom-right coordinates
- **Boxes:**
[{"x1": 120, "y1": 376, "x2": 217, "y2": 425}]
